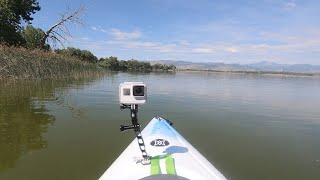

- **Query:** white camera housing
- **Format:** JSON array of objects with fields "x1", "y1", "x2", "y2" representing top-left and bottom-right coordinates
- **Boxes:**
[{"x1": 119, "y1": 82, "x2": 147, "y2": 105}]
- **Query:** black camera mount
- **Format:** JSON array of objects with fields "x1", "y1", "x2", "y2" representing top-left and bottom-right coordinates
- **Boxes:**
[{"x1": 120, "y1": 104, "x2": 150, "y2": 162}]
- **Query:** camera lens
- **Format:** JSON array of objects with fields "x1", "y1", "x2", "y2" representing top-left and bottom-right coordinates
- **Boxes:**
[{"x1": 133, "y1": 86, "x2": 144, "y2": 96}]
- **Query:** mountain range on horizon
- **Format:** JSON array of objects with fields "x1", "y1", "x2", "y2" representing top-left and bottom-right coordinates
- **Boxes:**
[{"x1": 150, "y1": 60, "x2": 320, "y2": 73}]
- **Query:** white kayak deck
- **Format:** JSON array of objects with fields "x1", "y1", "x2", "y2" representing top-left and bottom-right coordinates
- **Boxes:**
[{"x1": 99, "y1": 117, "x2": 227, "y2": 180}]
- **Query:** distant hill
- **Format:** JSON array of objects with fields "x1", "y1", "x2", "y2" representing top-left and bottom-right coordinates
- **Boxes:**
[{"x1": 150, "y1": 60, "x2": 320, "y2": 73}]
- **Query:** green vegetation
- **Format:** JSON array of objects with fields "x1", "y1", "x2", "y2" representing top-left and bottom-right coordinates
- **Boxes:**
[
  {"x1": 21, "y1": 25, "x2": 50, "y2": 50},
  {"x1": 99, "y1": 57, "x2": 176, "y2": 72},
  {"x1": 0, "y1": 0, "x2": 40, "y2": 45},
  {"x1": 0, "y1": 45, "x2": 102, "y2": 79},
  {"x1": 0, "y1": 44, "x2": 174, "y2": 79},
  {"x1": 152, "y1": 63, "x2": 177, "y2": 72},
  {"x1": 55, "y1": 47, "x2": 98, "y2": 63}
]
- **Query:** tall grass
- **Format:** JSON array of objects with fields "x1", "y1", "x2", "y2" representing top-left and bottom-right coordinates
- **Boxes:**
[{"x1": 0, "y1": 45, "x2": 103, "y2": 79}]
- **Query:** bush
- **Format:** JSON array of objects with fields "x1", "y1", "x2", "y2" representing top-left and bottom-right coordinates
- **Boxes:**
[
  {"x1": 21, "y1": 25, "x2": 50, "y2": 50},
  {"x1": 0, "y1": 45, "x2": 100, "y2": 79},
  {"x1": 99, "y1": 56, "x2": 119, "y2": 70},
  {"x1": 55, "y1": 47, "x2": 98, "y2": 63},
  {"x1": 99, "y1": 57, "x2": 176, "y2": 72},
  {"x1": 0, "y1": 0, "x2": 40, "y2": 45}
]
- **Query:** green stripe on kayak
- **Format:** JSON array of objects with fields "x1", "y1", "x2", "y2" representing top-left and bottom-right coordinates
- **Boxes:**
[
  {"x1": 150, "y1": 155, "x2": 177, "y2": 176},
  {"x1": 150, "y1": 156, "x2": 161, "y2": 175},
  {"x1": 165, "y1": 155, "x2": 177, "y2": 175}
]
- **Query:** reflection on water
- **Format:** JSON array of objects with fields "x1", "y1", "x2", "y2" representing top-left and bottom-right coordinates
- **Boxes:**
[
  {"x1": 0, "y1": 81, "x2": 55, "y2": 171},
  {"x1": 0, "y1": 72, "x2": 319, "y2": 180},
  {"x1": 0, "y1": 75, "x2": 105, "y2": 171}
]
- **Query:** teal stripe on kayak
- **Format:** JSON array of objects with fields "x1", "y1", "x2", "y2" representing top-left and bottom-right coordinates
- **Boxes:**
[{"x1": 150, "y1": 119, "x2": 175, "y2": 137}]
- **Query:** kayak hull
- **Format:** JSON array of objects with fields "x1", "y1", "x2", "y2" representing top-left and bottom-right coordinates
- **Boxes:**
[{"x1": 99, "y1": 117, "x2": 227, "y2": 180}]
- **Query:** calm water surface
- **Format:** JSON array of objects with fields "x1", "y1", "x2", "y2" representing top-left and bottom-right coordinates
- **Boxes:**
[{"x1": 0, "y1": 72, "x2": 320, "y2": 180}]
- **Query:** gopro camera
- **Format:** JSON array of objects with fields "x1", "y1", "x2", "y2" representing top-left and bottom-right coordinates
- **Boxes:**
[{"x1": 119, "y1": 82, "x2": 147, "y2": 105}]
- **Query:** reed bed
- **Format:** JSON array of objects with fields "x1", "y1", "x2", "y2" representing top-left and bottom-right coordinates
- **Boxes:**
[{"x1": 0, "y1": 45, "x2": 103, "y2": 79}]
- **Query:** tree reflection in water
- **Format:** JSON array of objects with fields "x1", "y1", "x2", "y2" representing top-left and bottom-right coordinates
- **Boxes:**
[
  {"x1": 0, "y1": 81, "x2": 57, "y2": 170},
  {"x1": 0, "y1": 75, "x2": 105, "y2": 171}
]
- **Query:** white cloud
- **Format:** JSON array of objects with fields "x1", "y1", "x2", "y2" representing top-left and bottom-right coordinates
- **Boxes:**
[
  {"x1": 192, "y1": 48, "x2": 215, "y2": 53},
  {"x1": 178, "y1": 40, "x2": 191, "y2": 46},
  {"x1": 192, "y1": 45, "x2": 239, "y2": 54},
  {"x1": 91, "y1": 26, "x2": 97, "y2": 31},
  {"x1": 79, "y1": 37, "x2": 90, "y2": 40},
  {"x1": 283, "y1": 1, "x2": 296, "y2": 10},
  {"x1": 71, "y1": 26, "x2": 320, "y2": 64},
  {"x1": 225, "y1": 47, "x2": 239, "y2": 53},
  {"x1": 91, "y1": 26, "x2": 108, "y2": 33},
  {"x1": 100, "y1": 29, "x2": 108, "y2": 33},
  {"x1": 109, "y1": 28, "x2": 142, "y2": 40},
  {"x1": 107, "y1": 40, "x2": 178, "y2": 53}
]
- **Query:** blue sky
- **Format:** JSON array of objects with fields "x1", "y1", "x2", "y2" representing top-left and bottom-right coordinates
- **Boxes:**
[{"x1": 32, "y1": 0, "x2": 320, "y2": 64}]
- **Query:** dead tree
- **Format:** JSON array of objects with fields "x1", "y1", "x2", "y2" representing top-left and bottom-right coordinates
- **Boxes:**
[{"x1": 41, "y1": 6, "x2": 85, "y2": 48}]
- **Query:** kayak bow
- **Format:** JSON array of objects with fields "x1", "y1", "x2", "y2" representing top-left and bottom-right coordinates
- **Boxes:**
[{"x1": 99, "y1": 117, "x2": 227, "y2": 180}]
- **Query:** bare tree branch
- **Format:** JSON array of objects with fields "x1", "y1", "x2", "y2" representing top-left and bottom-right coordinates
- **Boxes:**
[
  {"x1": 50, "y1": 35, "x2": 65, "y2": 48},
  {"x1": 41, "y1": 5, "x2": 85, "y2": 48},
  {"x1": 52, "y1": 30, "x2": 67, "y2": 41}
]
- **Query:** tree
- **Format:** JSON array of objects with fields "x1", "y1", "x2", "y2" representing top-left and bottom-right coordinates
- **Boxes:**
[
  {"x1": 140, "y1": 62, "x2": 152, "y2": 71},
  {"x1": 125, "y1": 59, "x2": 152, "y2": 72},
  {"x1": 168, "y1": 64, "x2": 176, "y2": 71},
  {"x1": 152, "y1": 63, "x2": 163, "y2": 71},
  {"x1": 99, "y1": 56, "x2": 120, "y2": 70},
  {"x1": 162, "y1": 64, "x2": 169, "y2": 71},
  {"x1": 152, "y1": 63, "x2": 176, "y2": 71},
  {"x1": 21, "y1": 25, "x2": 50, "y2": 50},
  {"x1": 0, "y1": 0, "x2": 40, "y2": 45},
  {"x1": 118, "y1": 60, "x2": 127, "y2": 70},
  {"x1": 79, "y1": 49, "x2": 98, "y2": 63},
  {"x1": 41, "y1": 6, "x2": 85, "y2": 48},
  {"x1": 99, "y1": 58, "x2": 172, "y2": 72},
  {"x1": 107, "y1": 56, "x2": 120, "y2": 70},
  {"x1": 55, "y1": 47, "x2": 97, "y2": 63}
]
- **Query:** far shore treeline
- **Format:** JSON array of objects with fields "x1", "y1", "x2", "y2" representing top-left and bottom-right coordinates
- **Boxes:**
[
  {"x1": 0, "y1": 44, "x2": 176, "y2": 79},
  {"x1": 55, "y1": 47, "x2": 176, "y2": 72},
  {"x1": 0, "y1": 0, "x2": 175, "y2": 79},
  {"x1": 98, "y1": 56, "x2": 176, "y2": 72}
]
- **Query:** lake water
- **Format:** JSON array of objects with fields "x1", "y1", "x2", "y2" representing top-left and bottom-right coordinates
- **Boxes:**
[{"x1": 0, "y1": 72, "x2": 320, "y2": 180}]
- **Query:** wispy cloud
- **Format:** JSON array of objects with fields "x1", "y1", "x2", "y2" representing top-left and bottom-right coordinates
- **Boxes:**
[
  {"x1": 106, "y1": 40, "x2": 178, "y2": 53},
  {"x1": 283, "y1": 1, "x2": 297, "y2": 10},
  {"x1": 225, "y1": 47, "x2": 239, "y2": 53},
  {"x1": 109, "y1": 28, "x2": 142, "y2": 40},
  {"x1": 91, "y1": 26, "x2": 108, "y2": 33},
  {"x1": 79, "y1": 37, "x2": 90, "y2": 41},
  {"x1": 192, "y1": 48, "x2": 216, "y2": 54},
  {"x1": 178, "y1": 40, "x2": 191, "y2": 46},
  {"x1": 91, "y1": 26, "x2": 97, "y2": 31},
  {"x1": 71, "y1": 25, "x2": 320, "y2": 64}
]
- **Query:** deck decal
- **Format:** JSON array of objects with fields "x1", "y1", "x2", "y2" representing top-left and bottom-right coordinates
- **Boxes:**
[
  {"x1": 150, "y1": 156, "x2": 161, "y2": 175},
  {"x1": 150, "y1": 155, "x2": 177, "y2": 176},
  {"x1": 150, "y1": 139, "x2": 170, "y2": 147},
  {"x1": 150, "y1": 120, "x2": 175, "y2": 137},
  {"x1": 165, "y1": 155, "x2": 177, "y2": 175}
]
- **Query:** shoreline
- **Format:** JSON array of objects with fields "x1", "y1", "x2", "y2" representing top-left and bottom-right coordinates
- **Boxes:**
[{"x1": 176, "y1": 69, "x2": 320, "y2": 77}]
